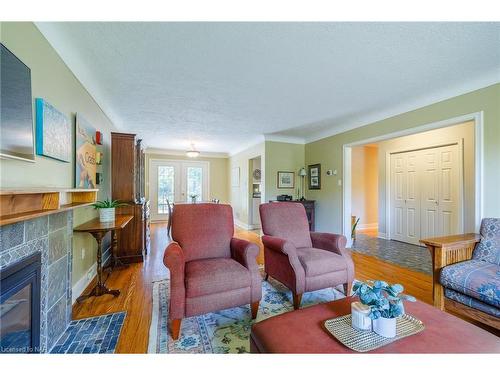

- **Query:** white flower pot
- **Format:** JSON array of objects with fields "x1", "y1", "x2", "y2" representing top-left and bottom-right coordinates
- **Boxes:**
[
  {"x1": 372, "y1": 317, "x2": 397, "y2": 338},
  {"x1": 99, "y1": 207, "x2": 115, "y2": 222}
]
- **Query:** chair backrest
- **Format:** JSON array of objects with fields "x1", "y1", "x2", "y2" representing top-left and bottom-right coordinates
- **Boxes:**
[
  {"x1": 259, "y1": 202, "x2": 312, "y2": 248},
  {"x1": 473, "y1": 218, "x2": 500, "y2": 265},
  {"x1": 171, "y1": 203, "x2": 234, "y2": 262}
]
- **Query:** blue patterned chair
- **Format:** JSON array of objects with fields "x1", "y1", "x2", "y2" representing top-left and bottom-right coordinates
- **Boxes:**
[{"x1": 439, "y1": 218, "x2": 500, "y2": 330}]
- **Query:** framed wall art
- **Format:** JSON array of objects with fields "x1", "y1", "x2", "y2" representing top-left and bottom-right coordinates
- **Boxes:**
[
  {"x1": 277, "y1": 171, "x2": 295, "y2": 189},
  {"x1": 75, "y1": 114, "x2": 97, "y2": 188},
  {"x1": 308, "y1": 163, "x2": 321, "y2": 190},
  {"x1": 35, "y1": 98, "x2": 71, "y2": 162}
]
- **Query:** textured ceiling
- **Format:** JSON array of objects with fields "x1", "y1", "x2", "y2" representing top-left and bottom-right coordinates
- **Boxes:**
[{"x1": 36, "y1": 22, "x2": 500, "y2": 154}]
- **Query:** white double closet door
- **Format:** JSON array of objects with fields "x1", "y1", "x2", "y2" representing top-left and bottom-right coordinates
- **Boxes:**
[{"x1": 390, "y1": 143, "x2": 463, "y2": 245}]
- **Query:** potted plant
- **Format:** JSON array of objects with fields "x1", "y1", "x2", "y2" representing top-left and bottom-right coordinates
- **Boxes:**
[
  {"x1": 351, "y1": 216, "x2": 360, "y2": 242},
  {"x1": 352, "y1": 280, "x2": 416, "y2": 338},
  {"x1": 92, "y1": 199, "x2": 128, "y2": 223},
  {"x1": 189, "y1": 194, "x2": 198, "y2": 203}
]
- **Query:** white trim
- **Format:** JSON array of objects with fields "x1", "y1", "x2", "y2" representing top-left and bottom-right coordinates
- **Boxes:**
[
  {"x1": 145, "y1": 147, "x2": 228, "y2": 158},
  {"x1": 306, "y1": 78, "x2": 498, "y2": 143},
  {"x1": 234, "y1": 219, "x2": 260, "y2": 231},
  {"x1": 474, "y1": 111, "x2": 484, "y2": 232},
  {"x1": 72, "y1": 262, "x2": 97, "y2": 304},
  {"x1": 343, "y1": 112, "x2": 484, "y2": 244},
  {"x1": 264, "y1": 134, "x2": 305, "y2": 144},
  {"x1": 357, "y1": 223, "x2": 378, "y2": 230},
  {"x1": 377, "y1": 232, "x2": 387, "y2": 239}
]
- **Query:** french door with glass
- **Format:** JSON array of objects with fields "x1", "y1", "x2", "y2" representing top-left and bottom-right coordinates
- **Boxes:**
[{"x1": 149, "y1": 159, "x2": 209, "y2": 221}]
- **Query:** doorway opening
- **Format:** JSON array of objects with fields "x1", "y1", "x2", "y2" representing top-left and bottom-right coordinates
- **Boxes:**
[
  {"x1": 248, "y1": 156, "x2": 262, "y2": 230},
  {"x1": 149, "y1": 159, "x2": 210, "y2": 221},
  {"x1": 344, "y1": 113, "x2": 482, "y2": 274}
]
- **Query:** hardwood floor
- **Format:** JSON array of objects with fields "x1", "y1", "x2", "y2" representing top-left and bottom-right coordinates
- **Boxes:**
[
  {"x1": 72, "y1": 223, "x2": 169, "y2": 353},
  {"x1": 72, "y1": 223, "x2": 432, "y2": 353}
]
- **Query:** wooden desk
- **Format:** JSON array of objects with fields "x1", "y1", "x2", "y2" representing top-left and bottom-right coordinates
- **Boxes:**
[
  {"x1": 420, "y1": 234, "x2": 481, "y2": 309},
  {"x1": 74, "y1": 214, "x2": 133, "y2": 302}
]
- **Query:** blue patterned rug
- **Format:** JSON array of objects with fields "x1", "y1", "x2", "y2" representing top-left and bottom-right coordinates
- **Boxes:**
[
  {"x1": 148, "y1": 277, "x2": 346, "y2": 353},
  {"x1": 50, "y1": 312, "x2": 126, "y2": 354}
]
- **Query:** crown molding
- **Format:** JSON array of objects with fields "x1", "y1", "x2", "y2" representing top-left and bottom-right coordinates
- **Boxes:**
[
  {"x1": 264, "y1": 134, "x2": 305, "y2": 144},
  {"x1": 144, "y1": 147, "x2": 229, "y2": 158},
  {"x1": 304, "y1": 73, "x2": 500, "y2": 144}
]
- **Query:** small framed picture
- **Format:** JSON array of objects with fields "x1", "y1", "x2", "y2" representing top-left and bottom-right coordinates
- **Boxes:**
[
  {"x1": 277, "y1": 171, "x2": 295, "y2": 189},
  {"x1": 308, "y1": 164, "x2": 321, "y2": 189}
]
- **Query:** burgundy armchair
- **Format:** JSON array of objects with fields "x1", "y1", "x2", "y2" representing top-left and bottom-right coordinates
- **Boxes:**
[
  {"x1": 163, "y1": 203, "x2": 262, "y2": 340},
  {"x1": 259, "y1": 202, "x2": 354, "y2": 309}
]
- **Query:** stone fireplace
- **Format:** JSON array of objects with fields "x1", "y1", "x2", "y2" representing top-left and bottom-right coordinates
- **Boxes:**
[{"x1": 0, "y1": 211, "x2": 73, "y2": 353}]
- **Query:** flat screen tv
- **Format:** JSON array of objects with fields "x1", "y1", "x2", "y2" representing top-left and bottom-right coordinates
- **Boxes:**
[{"x1": 0, "y1": 43, "x2": 35, "y2": 162}]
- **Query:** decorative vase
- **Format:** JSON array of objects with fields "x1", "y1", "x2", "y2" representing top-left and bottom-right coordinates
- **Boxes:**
[
  {"x1": 99, "y1": 207, "x2": 115, "y2": 222},
  {"x1": 351, "y1": 302, "x2": 372, "y2": 331},
  {"x1": 372, "y1": 317, "x2": 397, "y2": 338}
]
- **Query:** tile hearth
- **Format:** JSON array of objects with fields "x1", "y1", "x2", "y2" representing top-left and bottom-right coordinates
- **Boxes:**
[{"x1": 50, "y1": 312, "x2": 126, "y2": 354}]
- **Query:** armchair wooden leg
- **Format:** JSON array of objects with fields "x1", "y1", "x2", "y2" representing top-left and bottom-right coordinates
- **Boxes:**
[
  {"x1": 264, "y1": 273, "x2": 269, "y2": 281},
  {"x1": 292, "y1": 293, "x2": 302, "y2": 310},
  {"x1": 170, "y1": 319, "x2": 182, "y2": 340},
  {"x1": 343, "y1": 282, "x2": 352, "y2": 297},
  {"x1": 251, "y1": 301, "x2": 259, "y2": 319}
]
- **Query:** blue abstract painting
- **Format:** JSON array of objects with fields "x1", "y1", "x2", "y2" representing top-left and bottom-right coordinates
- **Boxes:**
[{"x1": 35, "y1": 98, "x2": 71, "y2": 162}]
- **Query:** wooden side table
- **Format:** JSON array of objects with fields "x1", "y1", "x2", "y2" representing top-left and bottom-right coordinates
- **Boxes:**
[
  {"x1": 73, "y1": 214, "x2": 133, "y2": 302},
  {"x1": 420, "y1": 234, "x2": 481, "y2": 309}
]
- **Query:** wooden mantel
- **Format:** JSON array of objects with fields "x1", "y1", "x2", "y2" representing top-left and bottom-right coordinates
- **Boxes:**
[{"x1": 0, "y1": 188, "x2": 99, "y2": 226}]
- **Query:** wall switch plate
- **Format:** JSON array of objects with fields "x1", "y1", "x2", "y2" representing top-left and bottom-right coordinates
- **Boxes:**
[
  {"x1": 338, "y1": 179, "x2": 342, "y2": 186},
  {"x1": 81, "y1": 248, "x2": 86, "y2": 260}
]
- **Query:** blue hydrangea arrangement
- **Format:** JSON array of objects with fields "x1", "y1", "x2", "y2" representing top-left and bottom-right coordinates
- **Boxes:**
[{"x1": 352, "y1": 280, "x2": 416, "y2": 319}]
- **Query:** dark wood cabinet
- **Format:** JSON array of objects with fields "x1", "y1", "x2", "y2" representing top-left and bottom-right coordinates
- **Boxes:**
[
  {"x1": 111, "y1": 132, "x2": 150, "y2": 263},
  {"x1": 269, "y1": 200, "x2": 315, "y2": 231}
]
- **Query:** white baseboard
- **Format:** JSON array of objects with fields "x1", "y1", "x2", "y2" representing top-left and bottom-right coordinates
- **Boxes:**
[
  {"x1": 234, "y1": 219, "x2": 261, "y2": 231},
  {"x1": 72, "y1": 262, "x2": 97, "y2": 304},
  {"x1": 377, "y1": 232, "x2": 387, "y2": 239},
  {"x1": 357, "y1": 223, "x2": 378, "y2": 230}
]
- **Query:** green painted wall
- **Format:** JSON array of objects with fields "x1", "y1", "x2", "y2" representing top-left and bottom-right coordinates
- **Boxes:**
[
  {"x1": 0, "y1": 22, "x2": 118, "y2": 287},
  {"x1": 265, "y1": 141, "x2": 305, "y2": 201},
  {"x1": 305, "y1": 83, "x2": 500, "y2": 233}
]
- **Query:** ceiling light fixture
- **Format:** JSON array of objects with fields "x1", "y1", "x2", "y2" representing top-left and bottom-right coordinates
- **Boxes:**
[{"x1": 186, "y1": 143, "x2": 200, "y2": 158}]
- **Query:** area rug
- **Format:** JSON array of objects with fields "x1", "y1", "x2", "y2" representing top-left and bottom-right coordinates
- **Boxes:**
[
  {"x1": 148, "y1": 277, "x2": 346, "y2": 353},
  {"x1": 50, "y1": 311, "x2": 126, "y2": 354}
]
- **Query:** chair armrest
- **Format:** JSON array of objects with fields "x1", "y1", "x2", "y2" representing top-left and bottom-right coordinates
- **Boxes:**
[
  {"x1": 261, "y1": 235, "x2": 298, "y2": 257},
  {"x1": 231, "y1": 238, "x2": 260, "y2": 272},
  {"x1": 163, "y1": 241, "x2": 186, "y2": 319},
  {"x1": 420, "y1": 234, "x2": 480, "y2": 268},
  {"x1": 310, "y1": 232, "x2": 348, "y2": 257}
]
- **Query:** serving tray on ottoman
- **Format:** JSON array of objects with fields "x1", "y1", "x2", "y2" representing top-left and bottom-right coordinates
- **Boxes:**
[
  {"x1": 250, "y1": 297, "x2": 500, "y2": 353},
  {"x1": 324, "y1": 314, "x2": 425, "y2": 352}
]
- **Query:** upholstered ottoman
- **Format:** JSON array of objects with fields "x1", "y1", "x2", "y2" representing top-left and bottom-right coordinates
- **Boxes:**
[{"x1": 250, "y1": 297, "x2": 500, "y2": 353}]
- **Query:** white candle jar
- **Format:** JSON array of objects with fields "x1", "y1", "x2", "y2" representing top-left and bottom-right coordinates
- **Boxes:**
[{"x1": 351, "y1": 302, "x2": 372, "y2": 331}]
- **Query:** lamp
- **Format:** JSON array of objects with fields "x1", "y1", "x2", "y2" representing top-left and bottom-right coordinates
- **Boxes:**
[
  {"x1": 299, "y1": 167, "x2": 307, "y2": 201},
  {"x1": 186, "y1": 143, "x2": 200, "y2": 158}
]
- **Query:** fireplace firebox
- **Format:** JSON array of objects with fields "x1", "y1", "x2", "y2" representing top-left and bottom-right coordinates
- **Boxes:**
[{"x1": 0, "y1": 253, "x2": 41, "y2": 353}]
